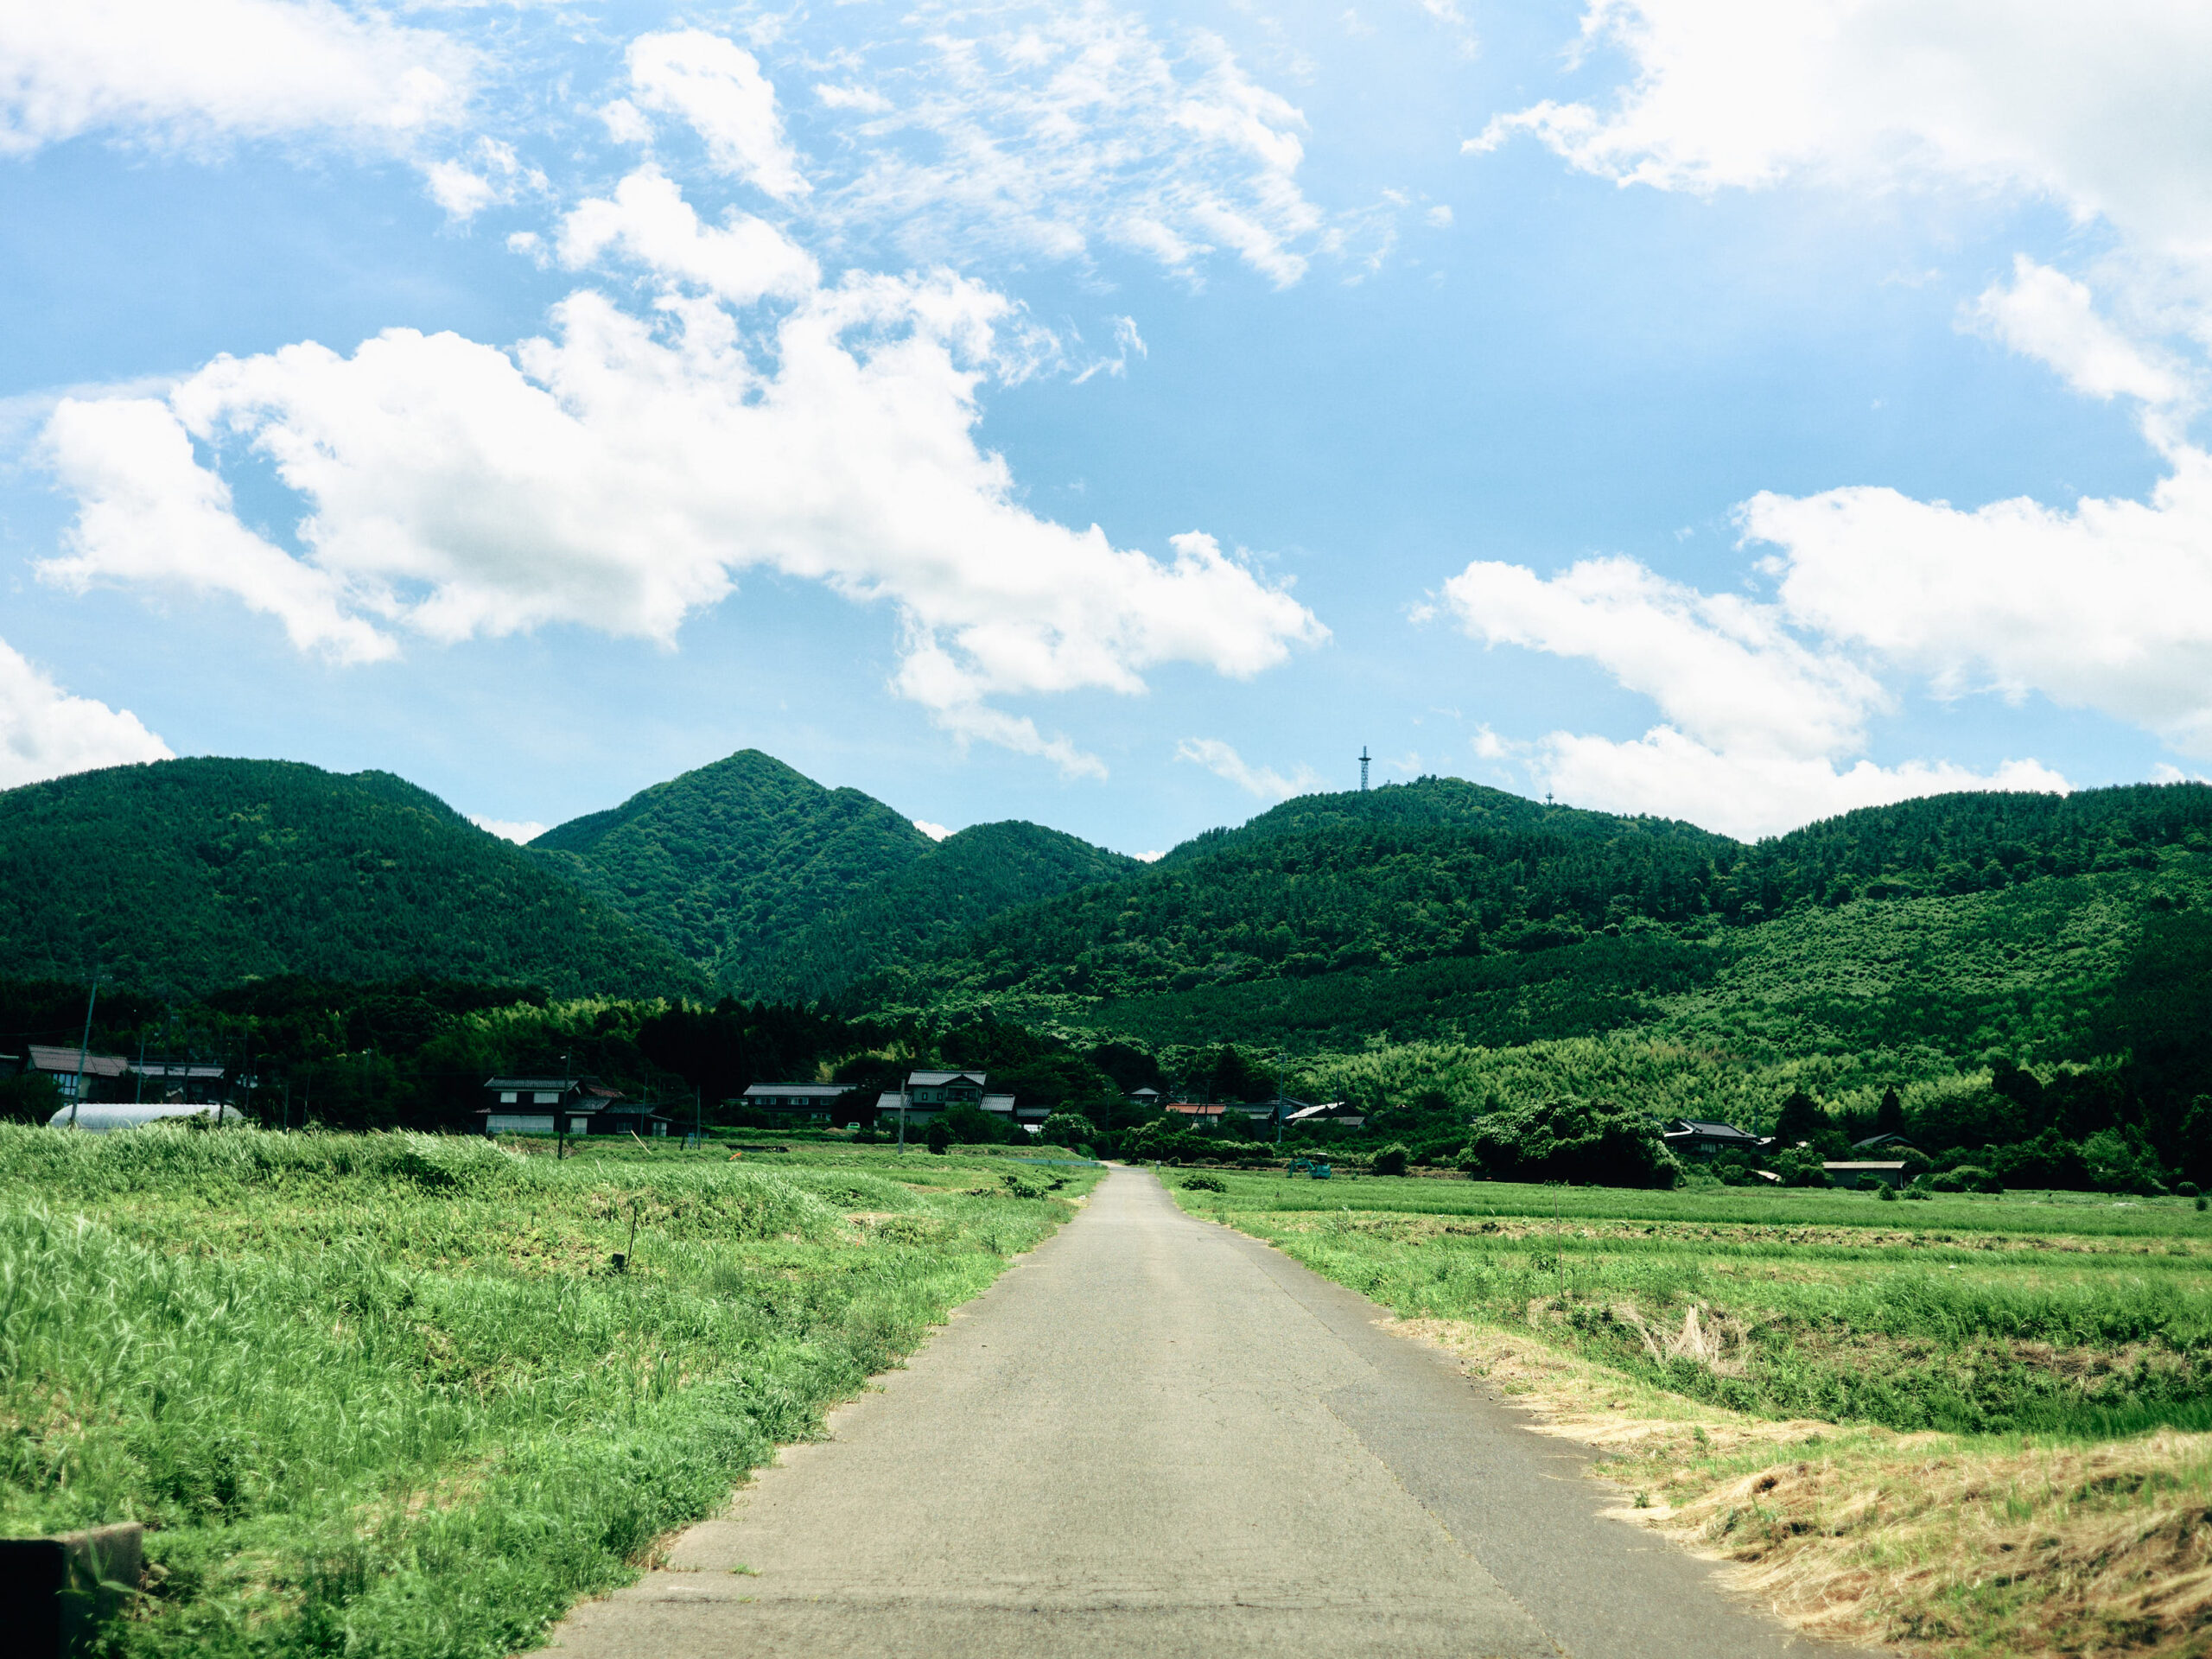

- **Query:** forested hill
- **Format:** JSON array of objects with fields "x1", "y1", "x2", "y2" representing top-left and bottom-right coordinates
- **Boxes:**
[
  {"x1": 858, "y1": 778, "x2": 2212, "y2": 1044},
  {"x1": 866, "y1": 777, "x2": 1742, "y2": 1007},
  {"x1": 0, "y1": 760, "x2": 706, "y2": 996},
  {"x1": 527, "y1": 751, "x2": 1145, "y2": 996},
  {"x1": 527, "y1": 749, "x2": 936, "y2": 986},
  {"x1": 748, "y1": 820, "x2": 1141, "y2": 1002}
]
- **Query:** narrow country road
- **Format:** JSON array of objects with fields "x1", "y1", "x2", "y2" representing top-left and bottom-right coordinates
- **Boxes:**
[{"x1": 548, "y1": 1166, "x2": 1866, "y2": 1659}]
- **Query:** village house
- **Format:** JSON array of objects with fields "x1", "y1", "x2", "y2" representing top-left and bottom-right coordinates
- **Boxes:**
[
  {"x1": 738, "y1": 1082, "x2": 848, "y2": 1124},
  {"x1": 874, "y1": 1070, "x2": 1020, "y2": 1130},
  {"x1": 478, "y1": 1076, "x2": 670, "y2": 1137},
  {"x1": 1822, "y1": 1160, "x2": 1910, "y2": 1189},
  {"x1": 1162, "y1": 1101, "x2": 1232, "y2": 1131},
  {"x1": 1661, "y1": 1118, "x2": 1767, "y2": 1160},
  {"x1": 23, "y1": 1044, "x2": 133, "y2": 1104},
  {"x1": 1284, "y1": 1100, "x2": 1367, "y2": 1130}
]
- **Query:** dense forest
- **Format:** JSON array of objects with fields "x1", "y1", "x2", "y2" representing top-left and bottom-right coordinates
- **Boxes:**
[
  {"x1": 3, "y1": 750, "x2": 2207, "y2": 1193},
  {"x1": 0, "y1": 760, "x2": 702, "y2": 997}
]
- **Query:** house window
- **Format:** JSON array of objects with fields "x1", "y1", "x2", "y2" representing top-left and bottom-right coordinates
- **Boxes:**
[
  {"x1": 534, "y1": 1091, "x2": 560, "y2": 1104},
  {"x1": 500, "y1": 1091, "x2": 518, "y2": 1103}
]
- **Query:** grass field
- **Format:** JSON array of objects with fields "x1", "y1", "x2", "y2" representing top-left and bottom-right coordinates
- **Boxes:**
[
  {"x1": 1170, "y1": 1170, "x2": 2212, "y2": 1656},
  {"x1": 0, "y1": 1127, "x2": 1097, "y2": 1658}
]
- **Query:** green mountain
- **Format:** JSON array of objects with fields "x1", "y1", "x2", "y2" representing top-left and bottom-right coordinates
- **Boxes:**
[
  {"x1": 751, "y1": 820, "x2": 1141, "y2": 1002},
  {"x1": 526, "y1": 750, "x2": 938, "y2": 986},
  {"x1": 864, "y1": 777, "x2": 2212, "y2": 1064},
  {"x1": 0, "y1": 760, "x2": 707, "y2": 997},
  {"x1": 527, "y1": 750, "x2": 1143, "y2": 996}
]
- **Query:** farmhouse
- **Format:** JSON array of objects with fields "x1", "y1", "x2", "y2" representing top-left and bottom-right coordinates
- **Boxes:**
[
  {"x1": 478, "y1": 1077, "x2": 670, "y2": 1137},
  {"x1": 1853, "y1": 1132, "x2": 1920, "y2": 1154},
  {"x1": 23, "y1": 1044, "x2": 133, "y2": 1104},
  {"x1": 1823, "y1": 1160, "x2": 1909, "y2": 1190},
  {"x1": 874, "y1": 1070, "x2": 1018, "y2": 1128},
  {"x1": 1163, "y1": 1101, "x2": 1233, "y2": 1130},
  {"x1": 1662, "y1": 1118, "x2": 1766, "y2": 1159},
  {"x1": 739, "y1": 1082, "x2": 847, "y2": 1123},
  {"x1": 1284, "y1": 1100, "x2": 1367, "y2": 1129}
]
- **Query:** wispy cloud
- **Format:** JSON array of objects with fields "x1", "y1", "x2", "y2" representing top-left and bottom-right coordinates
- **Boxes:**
[{"x1": 1174, "y1": 736, "x2": 1324, "y2": 800}]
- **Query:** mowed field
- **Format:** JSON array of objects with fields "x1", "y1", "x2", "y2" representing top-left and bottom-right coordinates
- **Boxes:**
[
  {"x1": 1171, "y1": 1171, "x2": 2212, "y2": 1656},
  {"x1": 0, "y1": 1128, "x2": 1097, "y2": 1658}
]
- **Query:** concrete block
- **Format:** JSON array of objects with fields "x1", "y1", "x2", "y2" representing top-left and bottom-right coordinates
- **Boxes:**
[{"x1": 0, "y1": 1522, "x2": 143, "y2": 1657}]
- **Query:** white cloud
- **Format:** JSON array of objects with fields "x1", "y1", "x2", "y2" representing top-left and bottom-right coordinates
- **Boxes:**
[
  {"x1": 1174, "y1": 736, "x2": 1324, "y2": 801},
  {"x1": 625, "y1": 29, "x2": 809, "y2": 201},
  {"x1": 0, "y1": 0, "x2": 472, "y2": 156},
  {"x1": 912, "y1": 818, "x2": 952, "y2": 841},
  {"x1": 38, "y1": 180, "x2": 1324, "y2": 777},
  {"x1": 1745, "y1": 446, "x2": 2212, "y2": 756},
  {"x1": 1438, "y1": 554, "x2": 2075, "y2": 836},
  {"x1": 470, "y1": 816, "x2": 547, "y2": 843},
  {"x1": 1441, "y1": 554, "x2": 1884, "y2": 760},
  {"x1": 1964, "y1": 256, "x2": 2191, "y2": 407},
  {"x1": 0, "y1": 639, "x2": 171, "y2": 791},
  {"x1": 808, "y1": 1, "x2": 1325, "y2": 287},
  {"x1": 1130, "y1": 849, "x2": 1165, "y2": 861},
  {"x1": 1426, "y1": 203, "x2": 1453, "y2": 228},
  {"x1": 1528, "y1": 727, "x2": 2069, "y2": 841},
  {"x1": 423, "y1": 137, "x2": 544, "y2": 225},
  {"x1": 556, "y1": 166, "x2": 818, "y2": 306}
]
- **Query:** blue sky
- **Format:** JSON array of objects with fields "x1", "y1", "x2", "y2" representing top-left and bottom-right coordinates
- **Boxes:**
[{"x1": 3, "y1": 0, "x2": 2209, "y2": 855}]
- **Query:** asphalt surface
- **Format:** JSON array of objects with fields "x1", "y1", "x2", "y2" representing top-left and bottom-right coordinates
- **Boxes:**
[{"x1": 547, "y1": 1165, "x2": 1866, "y2": 1659}]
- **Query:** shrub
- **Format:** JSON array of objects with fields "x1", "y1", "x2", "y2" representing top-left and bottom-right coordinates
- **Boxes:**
[
  {"x1": 1921, "y1": 1164, "x2": 2005, "y2": 1194},
  {"x1": 1770, "y1": 1146, "x2": 1830, "y2": 1187},
  {"x1": 1039, "y1": 1112, "x2": 1094, "y2": 1150},
  {"x1": 1181, "y1": 1173, "x2": 1227, "y2": 1192},
  {"x1": 1371, "y1": 1142, "x2": 1409, "y2": 1178},
  {"x1": 925, "y1": 1120, "x2": 952, "y2": 1154},
  {"x1": 1460, "y1": 1098, "x2": 1681, "y2": 1189},
  {"x1": 2179, "y1": 1181, "x2": 2202, "y2": 1198},
  {"x1": 1876, "y1": 1181, "x2": 1898, "y2": 1201}
]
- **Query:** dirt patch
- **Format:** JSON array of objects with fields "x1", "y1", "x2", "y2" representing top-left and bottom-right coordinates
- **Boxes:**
[{"x1": 1395, "y1": 1316, "x2": 2212, "y2": 1658}]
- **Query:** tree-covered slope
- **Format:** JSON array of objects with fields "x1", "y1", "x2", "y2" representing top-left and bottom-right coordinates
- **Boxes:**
[
  {"x1": 0, "y1": 760, "x2": 707, "y2": 996},
  {"x1": 750, "y1": 820, "x2": 1141, "y2": 1002},
  {"x1": 528, "y1": 749, "x2": 936, "y2": 987},
  {"x1": 864, "y1": 777, "x2": 1741, "y2": 1008}
]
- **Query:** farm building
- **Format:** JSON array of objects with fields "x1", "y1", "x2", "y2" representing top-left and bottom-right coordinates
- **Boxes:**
[
  {"x1": 740, "y1": 1083, "x2": 849, "y2": 1122},
  {"x1": 1662, "y1": 1118, "x2": 1766, "y2": 1159},
  {"x1": 478, "y1": 1077, "x2": 671, "y2": 1137}
]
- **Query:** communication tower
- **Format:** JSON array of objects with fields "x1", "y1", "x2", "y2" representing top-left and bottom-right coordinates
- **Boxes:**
[{"x1": 1359, "y1": 746, "x2": 1370, "y2": 791}]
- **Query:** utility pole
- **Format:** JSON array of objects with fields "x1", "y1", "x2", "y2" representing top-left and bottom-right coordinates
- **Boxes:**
[
  {"x1": 694, "y1": 1084, "x2": 702, "y2": 1150},
  {"x1": 1359, "y1": 747, "x2": 1370, "y2": 791},
  {"x1": 135, "y1": 1024, "x2": 148, "y2": 1105},
  {"x1": 67, "y1": 969, "x2": 99, "y2": 1128}
]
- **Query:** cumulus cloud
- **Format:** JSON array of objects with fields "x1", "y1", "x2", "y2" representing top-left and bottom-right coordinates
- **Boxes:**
[
  {"x1": 423, "y1": 137, "x2": 545, "y2": 225},
  {"x1": 625, "y1": 29, "x2": 809, "y2": 201},
  {"x1": 470, "y1": 816, "x2": 548, "y2": 844},
  {"x1": 1964, "y1": 256, "x2": 2192, "y2": 408},
  {"x1": 0, "y1": 0, "x2": 472, "y2": 156},
  {"x1": 912, "y1": 818, "x2": 952, "y2": 841},
  {"x1": 1746, "y1": 447, "x2": 2212, "y2": 756},
  {"x1": 1174, "y1": 737, "x2": 1324, "y2": 801},
  {"x1": 1438, "y1": 555, "x2": 2072, "y2": 837},
  {"x1": 1524, "y1": 727, "x2": 2069, "y2": 841},
  {"x1": 0, "y1": 639, "x2": 171, "y2": 790},
  {"x1": 805, "y1": 0, "x2": 1325, "y2": 286},
  {"x1": 1443, "y1": 555, "x2": 1884, "y2": 760},
  {"x1": 555, "y1": 166, "x2": 818, "y2": 306},
  {"x1": 38, "y1": 173, "x2": 1324, "y2": 778}
]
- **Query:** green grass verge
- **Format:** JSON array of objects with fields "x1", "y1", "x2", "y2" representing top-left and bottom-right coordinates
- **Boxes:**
[
  {"x1": 1171, "y1": 1171, "x2": 2212, "y2": 1437},
  {"x1": 0, "y1": 1127, "x2": 1095, "y2": 1657}
]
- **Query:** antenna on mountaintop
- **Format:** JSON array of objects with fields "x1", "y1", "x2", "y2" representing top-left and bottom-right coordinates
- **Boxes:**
[{"x1": 1359, "y1": 747, "x2": 1370, "y2": 791}]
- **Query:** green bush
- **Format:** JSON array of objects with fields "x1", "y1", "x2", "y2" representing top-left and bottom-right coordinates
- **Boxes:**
[
  {"x1": 1181, "y1": 1173, "x2": 1227, "y2": 1192},
  {"x1": 1770, "y1": 1146, "x2": 1830, "y2": 1187},
  {"x1": 1039, "y1": 1112, "x2": 1094, "y2": 1149},
  {"x1": 1370, "y1": 1142, "x2": 1410, "y2": 1178},
  {"x1": 925, "y1": 1120, "x2": 952, "y2": 1154},
  {"x1": 1460, "y1": 1098, "x2": 1681, "y2": 1189},
  {"x1": 1876, "y1": 1181, "x2": 1898, "y2": 1200}
]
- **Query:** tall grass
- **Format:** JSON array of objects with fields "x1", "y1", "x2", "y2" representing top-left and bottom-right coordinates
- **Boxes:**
[
  {"x1": 1183, "y1": 1173, "x2": 2212, "y2": 1439},
  {"x1": 0, "y1": 1127, "x2": 1090, "y2": 1657}
]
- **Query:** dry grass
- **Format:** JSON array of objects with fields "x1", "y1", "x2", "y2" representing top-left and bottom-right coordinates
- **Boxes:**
[{"x1": 1398, "y1": 1317, "x2": 2212, "y2": 1657}]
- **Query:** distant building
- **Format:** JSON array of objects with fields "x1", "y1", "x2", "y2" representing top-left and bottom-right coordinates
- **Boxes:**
[
  {"x1": 1662, "y1": 1119, "x2": 1765, "y2": 1159},
  {"x1": 1284, "y1": 1100, "x2": 1367, "y2": 1130},
  {"x1": 875, "y1": 1070, "x2": 1022, "y2": 1131},
  {"x1": 1824, "y1": 1160, "x2": 1908, "y2": 1190},
  {"x1": 24, "y1": 1045, "x2": 132, "y2": 1105},
  {"x1": 1127, "y1": 1086, "x2": 1164, "y2": 1108},
  {"x1": 1230, "y1": 1096, "x2": 1310, "y2": 1132},
  {"x1": 740, "y1": 1083, "x2": 849, "y2": 1123},
  {"x1": 1163, "y1": 1102, "x2": 1233, "y2": 1131},
  {"x1": 1853, "y1": 1132, "x2": 1919, "y2": 1154},
  {"x1": 479, "y1": 1076, "x2": 669, "y2": 1137},
  {"x1": 131, "y1": 1060, "x2": 228, "y2": 1104}
]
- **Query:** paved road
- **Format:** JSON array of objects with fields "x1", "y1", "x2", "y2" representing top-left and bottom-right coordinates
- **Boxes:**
[{"x1": 549, "y1": 1166, "x2": 1861, "y2": 1659}]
